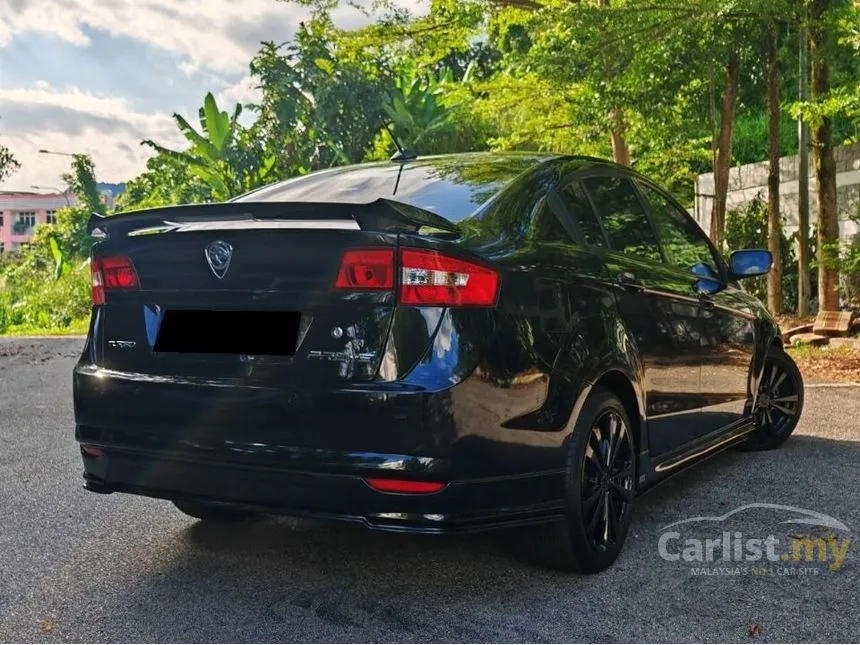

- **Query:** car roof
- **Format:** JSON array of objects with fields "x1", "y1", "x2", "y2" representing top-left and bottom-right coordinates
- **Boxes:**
[{"x1": 234, "y1": 152, "x2": 566, "y2": 222}]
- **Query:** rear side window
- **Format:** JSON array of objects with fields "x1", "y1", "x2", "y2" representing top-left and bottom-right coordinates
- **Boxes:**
[
  {"x1": 583, "y1": 176, "x2": 662, "y2": 263},
  {"x1": 638, "y1": 183, "x2": 720, "y2": 278},
  {"x1": 558, "y1": 181, "x2": 606, "y2": 248},
  {"x1": 530, "y1": 199, "x2": 572, "y2": 243}
]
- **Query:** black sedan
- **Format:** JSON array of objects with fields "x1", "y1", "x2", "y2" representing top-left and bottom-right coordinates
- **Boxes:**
[{"x1": 73, "y1": 153, "x2": 803, "y2": 573}]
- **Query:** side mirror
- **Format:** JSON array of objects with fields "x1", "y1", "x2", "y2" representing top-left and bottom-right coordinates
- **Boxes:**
[{"x1": 729, "y1": 249, "x2": 772, "y2": 279}]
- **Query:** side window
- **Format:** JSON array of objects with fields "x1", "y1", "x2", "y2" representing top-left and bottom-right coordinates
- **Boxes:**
[
  {"x1": 530, "y1": 199, "x2": 573, "y2": 244},
  {"x1": 558, "y1": 181, "x2": 606, "y2": 248},
  {"x1": 583, "y1": 176, "x2": 662, "y2": 263},
  {"x1": 638, "y1": 183, "x2": 720, "y2": 278}
]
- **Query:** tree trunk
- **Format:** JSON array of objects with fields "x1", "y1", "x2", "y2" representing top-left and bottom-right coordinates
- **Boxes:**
[
  {"x1": 610, "y1": 110, "x2": 631, "y2": 166},
  {"x1": 710, "y1": 52, "x2": 740, "y2": 250},
  {"x1": 797, "y1": 19, "x2": 811, "y2": 317},
  {"x1": 766, "y1": 20, "x2": 783, "y2": 315},
  {"x1": 596, "y1": 0, "x2": 631, "y2": 166},
  {"x1": 810, "y1": 0, "x2": 840, "y2": 311}
]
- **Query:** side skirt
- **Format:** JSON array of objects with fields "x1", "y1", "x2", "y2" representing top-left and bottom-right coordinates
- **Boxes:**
[{"x1": 635, "y1": 417, "x2": 756, "y2": 495}]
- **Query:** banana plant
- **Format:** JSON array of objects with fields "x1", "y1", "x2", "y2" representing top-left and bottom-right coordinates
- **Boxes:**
[
  {"x1": 381, "y1": 67, "x2": 457, "y2": 150},
  {"x1": 143, "y1": 93, "x2": 277, "y2": 201}
]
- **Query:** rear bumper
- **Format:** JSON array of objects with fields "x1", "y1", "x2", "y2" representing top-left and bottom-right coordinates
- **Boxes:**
[
  {"x1": 79, "y1": 446, "x2": 566, "y2": 534},
  {"x1": 73, "y1": 362, "x2": 568, "y2": 533}
]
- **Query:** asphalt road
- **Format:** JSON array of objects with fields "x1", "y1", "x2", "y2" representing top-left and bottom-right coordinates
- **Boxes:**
[{"x1": 1, "y1": 338, "x2": 858, "y2": 643}]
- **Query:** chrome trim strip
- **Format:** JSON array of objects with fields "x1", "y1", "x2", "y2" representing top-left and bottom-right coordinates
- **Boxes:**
[{"x1": 128, "y1": 219, "x2": 360, "y2": 236}]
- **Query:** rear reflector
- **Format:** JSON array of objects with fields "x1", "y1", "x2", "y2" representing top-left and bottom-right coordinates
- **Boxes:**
[
  {"x1": 91, "y1": 255, "x2": 139, "y2": 304},
  {"x1": 80, "y1": 444, "x2": 104, "y2": 458},
  {"x1": 365, "y1": 478, "x2": 446, "y2": 494},
  {"x1": 335, "y1": 249, "x2": 395, "y2": 290},
  {"x1": 399, "y1": 249, "x2": 499, "y2": 307}
]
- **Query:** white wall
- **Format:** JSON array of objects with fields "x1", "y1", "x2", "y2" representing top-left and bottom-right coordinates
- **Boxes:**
[{"x1": 694, "y1": 141, "x2": 860, "y2": 240}]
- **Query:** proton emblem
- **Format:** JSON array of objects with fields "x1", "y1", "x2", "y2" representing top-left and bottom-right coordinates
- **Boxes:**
[{"x1": 204, "y1": 240, "x2": 233, "y2": 279}]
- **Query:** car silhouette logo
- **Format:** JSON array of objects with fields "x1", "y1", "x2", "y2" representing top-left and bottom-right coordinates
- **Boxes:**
[{"x1": 205, "y1": 240, "x2": 233, "y2": 279}]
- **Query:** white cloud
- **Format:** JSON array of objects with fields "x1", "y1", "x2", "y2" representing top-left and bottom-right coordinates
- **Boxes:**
[
  {"x1": 0, "y1": 0, "x2": 309, "y2": 75},
  {"x1": 0, "y1": 84, "x2": 182, "y2": 188},
  {"x1": 216, "y1": 76, "x2": 261, "y2": 111},
  {"x1": 0, "y1": 0, "x2": 428, "y2": 188},
  {"x1": 0, "y1": 0, "x2": 425, "y2": 76}
]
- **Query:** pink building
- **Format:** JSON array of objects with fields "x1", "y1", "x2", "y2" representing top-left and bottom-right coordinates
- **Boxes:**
[{"x1": 0, "y1": 191, "x2": 76, "y2": 253}]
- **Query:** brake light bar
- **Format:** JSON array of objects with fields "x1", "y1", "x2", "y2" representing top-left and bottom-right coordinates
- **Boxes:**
[
  {"x1": 365, "y1": 478, "x2": 446, "y2": 494},
  {"x1": 91, "y1": 255, "x2": 139, "y2": 304},
  {"x1": 334, "y1": 247, "x2": 499, "y2": 307}
]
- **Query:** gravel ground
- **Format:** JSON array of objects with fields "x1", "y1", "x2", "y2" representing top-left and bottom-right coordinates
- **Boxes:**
[{"x1": 0, "y1": 337, "x2": 858, "y2": 643}]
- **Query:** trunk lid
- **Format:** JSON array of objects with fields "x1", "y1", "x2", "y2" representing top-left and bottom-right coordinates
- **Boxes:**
[{"x1": 90, "y1": 200, "x2": 458, "y2": 386}]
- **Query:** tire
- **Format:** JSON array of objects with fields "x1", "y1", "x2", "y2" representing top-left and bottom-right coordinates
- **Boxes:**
[
  {"x1": 519, "y1": 387, "x2": 637, "y2": 573},
  {"x1": 172, "y1": 500, "x2": 257, "y2": 522},
  {"x1": 743, "y1": 348, "x2": 804, "y2": 451}
]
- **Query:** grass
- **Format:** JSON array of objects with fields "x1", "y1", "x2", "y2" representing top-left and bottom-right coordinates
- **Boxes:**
[{"x1": 0, "y1": 318, "x2": 90, "y2": 337}]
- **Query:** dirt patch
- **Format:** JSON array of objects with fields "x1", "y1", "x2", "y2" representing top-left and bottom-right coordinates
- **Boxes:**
[
  {"x1": 0, "y1": 338, "x2": 84, "y2": 372},
  {"x1": 787, "y1": 346, "x2": 860, "y2": 384},
  {"x1": 775, "y1": 314, "x2": 816, "y2": 331}
]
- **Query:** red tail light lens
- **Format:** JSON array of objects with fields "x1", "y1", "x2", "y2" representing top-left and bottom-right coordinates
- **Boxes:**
[
  {"x1": 365, "y1": 478, "x2": 446, "y2": 494},
  {"x1": 91, "y1": 255, "x2": 139, "y2": 304},
  {"x1": 335, "y1": 249, "x2": 395, "y2": 290},
  {"x1": 399, "y1": 249, "x2": 499, "y2": 307}
]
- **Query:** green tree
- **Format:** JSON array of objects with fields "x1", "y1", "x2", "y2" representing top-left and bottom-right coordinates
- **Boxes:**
[{"x1": 250, "y1": 17, "x2": 391, "y2": 170}]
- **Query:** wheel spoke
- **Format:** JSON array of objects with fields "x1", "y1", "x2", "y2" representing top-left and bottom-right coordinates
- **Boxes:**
[
  {"x1": 588, "y1": 492, "x2": 606, "y2": 533},
  {"x1": 586, "y1": 431, "x2": 606, "y2": 473},
  {"x1": 772, "y1": 402, "x2": 795, "y2": 416},
  {"x1": 609, "y1": 479, "x2": 634, "y2": 503},
  {"x1": 768, "y1": 365, "x2": 778, "y2": 388},
  {"x1": 773, "y1": 394, "x2": 798, "y2": 403},
  {"x1": 606, "y1": 415, "x2": 617, "y2": 458},
  {"x1": 601, "y1": 491, "x2": 611, "y2": 544},
  {"x1": 606, "y1": 414, "x2": 621, "y2": 468},
  {"x1": 765, "y1": 409, "x2": 775, "y2": 427},
  {"x1": 583, "y1": 487, "x2": 602, "y2": 520},
  {"x1": 605, "y1": 494, "x2": 618, "y2": 543},
  {"x1": 610, "y1": 461, "x2": 634, "y2": 482},
  {"x1": 772, "y1": 369, "x2": 788, "y2": 391}
]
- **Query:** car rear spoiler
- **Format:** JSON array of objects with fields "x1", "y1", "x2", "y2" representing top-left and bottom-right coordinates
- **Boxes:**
[{"x1": 87, "y1": 198, "x2": 461, "y2": 239}]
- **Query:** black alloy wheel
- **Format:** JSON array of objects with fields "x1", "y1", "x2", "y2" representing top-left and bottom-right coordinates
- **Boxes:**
[
  {"x1": 581, "y1": 408, "x2": 636, "y2": 552},
  {"x1": 745, "y1": 349, "x2": 804, "y2": 450},
  {"x1": 519, "y1": 387, "x2": 637, "y2": 573}
]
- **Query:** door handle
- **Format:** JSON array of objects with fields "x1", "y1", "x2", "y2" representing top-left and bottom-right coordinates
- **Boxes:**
[{"x1": 615, "y1": 272, "x2": 644, "y2": 292}]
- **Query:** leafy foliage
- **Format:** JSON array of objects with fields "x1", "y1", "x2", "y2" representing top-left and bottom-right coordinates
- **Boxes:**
[
  {"x1": 0, "y1": 154, "x2": 99, "y2": 334},
  {"x1": 142, "y1": 92, "x2": 278, "y2": 201},
  {"x1": 724, "y1": 194, "x2": 805, "y2": 311},
  {"x1": 0, "y1": 142, "x2": 20, "y2": 183}
]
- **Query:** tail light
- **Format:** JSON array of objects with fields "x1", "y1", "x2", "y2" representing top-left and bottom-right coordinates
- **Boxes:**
[
  {"x1": 334, "y1": 247, "x2": 500, "y2": 307},
  {"x1": 91, "y1": 255, "x2": 139, "y2": 304},
  {"x1": 335, "y1": 249, "x2": 395, "y2": 289},
  {"x1": 399, "y1": 249, "x2": 499, "y2": 306}
]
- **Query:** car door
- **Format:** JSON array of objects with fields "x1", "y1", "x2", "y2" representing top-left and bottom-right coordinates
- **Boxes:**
[
  {"x1": 635, "y1": 181, "x2": 756, "y2": 434},
  {"x1": 558, "y1": 173, "x2": 704, "y2": 457}
]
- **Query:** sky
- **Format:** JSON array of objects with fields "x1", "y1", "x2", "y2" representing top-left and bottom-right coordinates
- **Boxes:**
[{"x1": 0, "y1": 0, "x2": 421, "y2": 192}]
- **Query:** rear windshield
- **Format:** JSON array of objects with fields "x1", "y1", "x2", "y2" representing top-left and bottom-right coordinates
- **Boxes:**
[{"x1": 233, "y1": 154, "x2": 550, "y2": 222}]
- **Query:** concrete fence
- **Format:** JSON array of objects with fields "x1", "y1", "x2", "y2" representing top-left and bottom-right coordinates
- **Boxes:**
[{"x1": 693, "y1": 141, "x2": 860, "y2": 240}]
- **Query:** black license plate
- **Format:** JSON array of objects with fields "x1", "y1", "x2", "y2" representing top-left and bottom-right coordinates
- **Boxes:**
[{"x1": 154, "y1": 310, "x2": 300, "y2": 356}]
